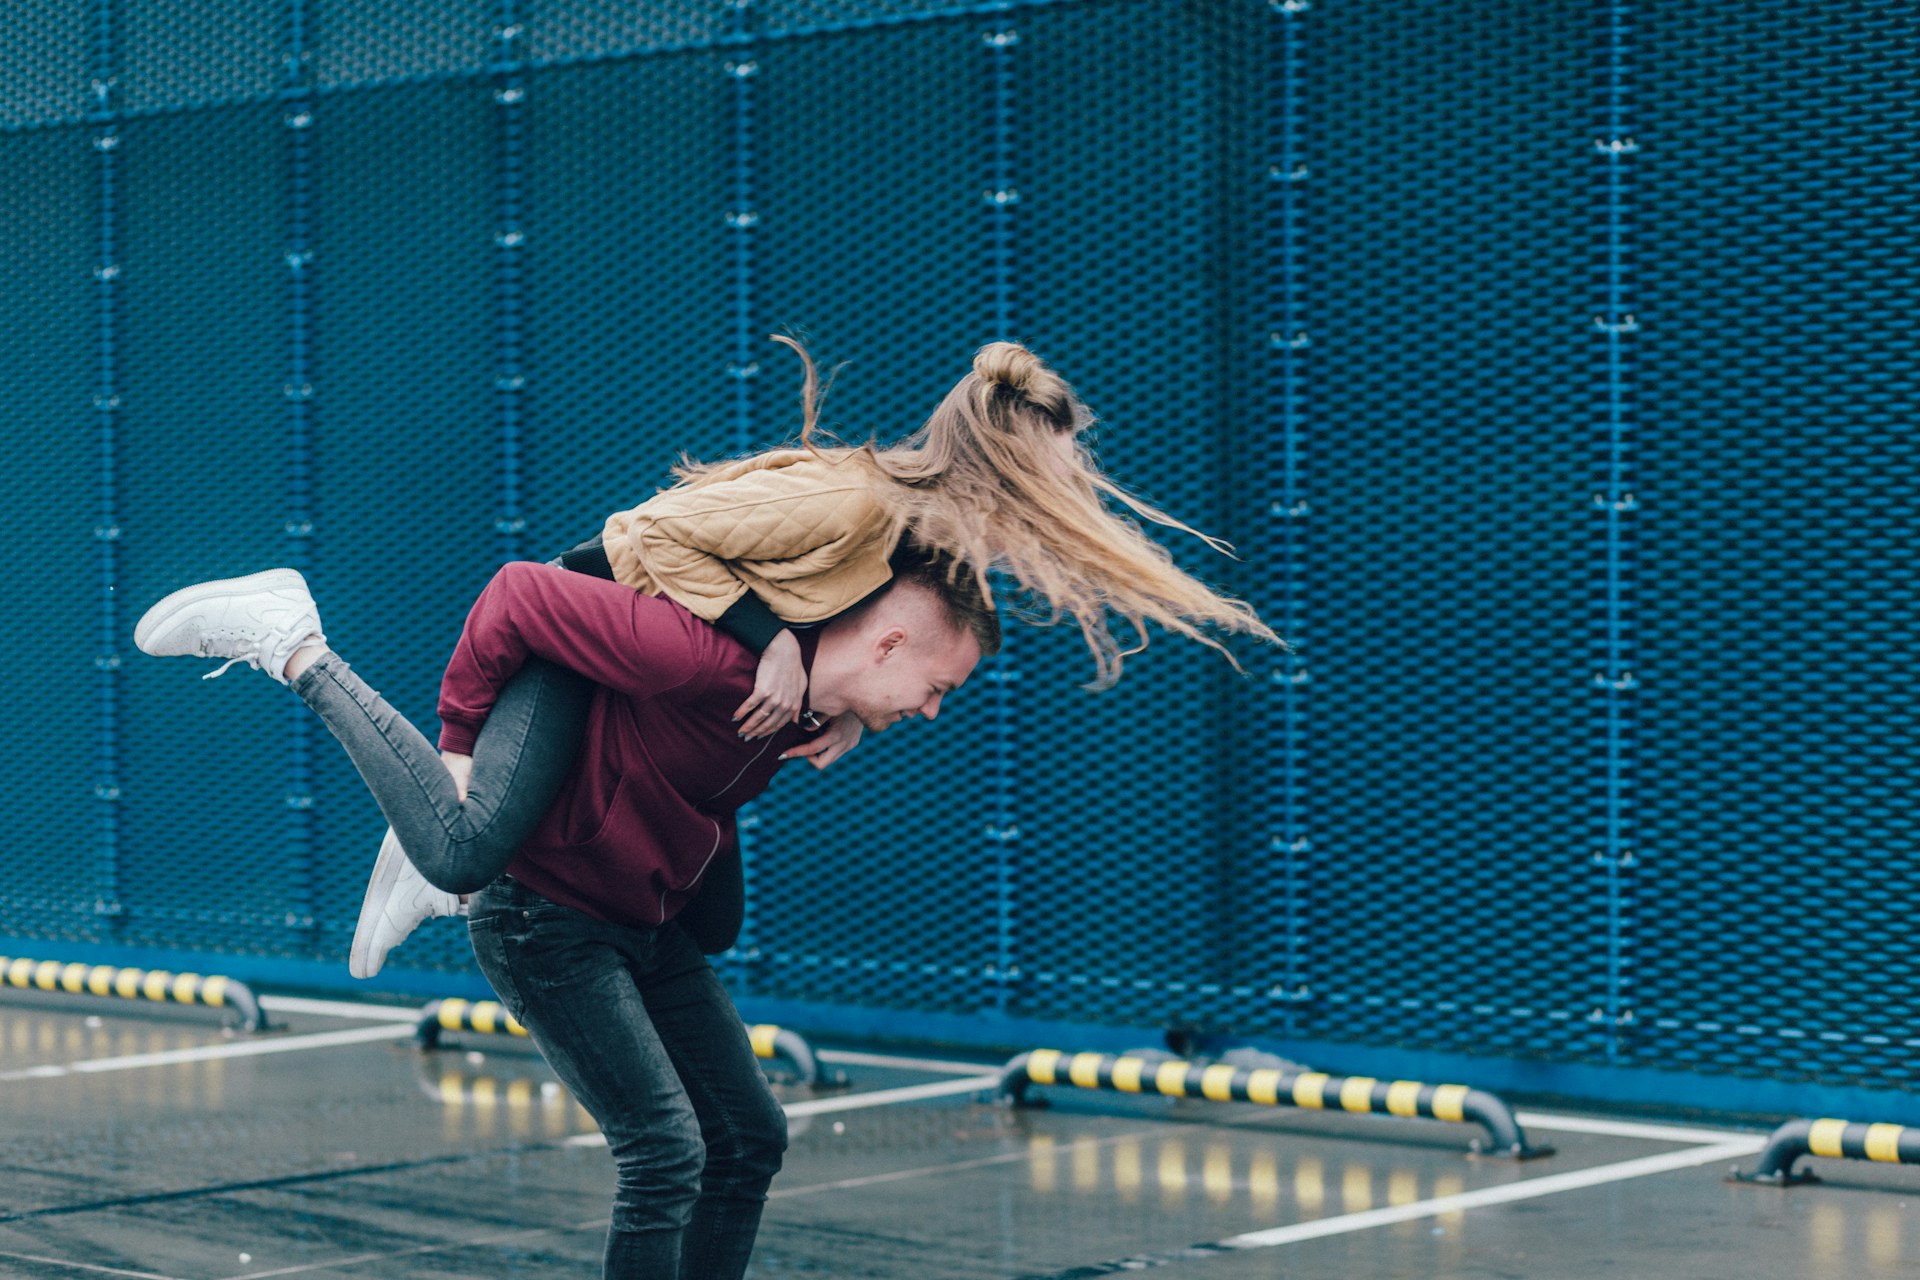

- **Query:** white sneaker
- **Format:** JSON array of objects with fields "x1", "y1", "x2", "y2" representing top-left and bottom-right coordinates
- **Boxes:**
[
  {"x1": 133, "y1": 568, "x2": 326, "y2": 685},
  {"x1": 349, "y1": 826, "x2": 463, "y2": 979}
]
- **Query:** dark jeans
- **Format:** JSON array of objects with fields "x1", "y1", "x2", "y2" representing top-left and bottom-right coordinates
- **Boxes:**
[{"x1": 469, "y1": 874, "x2": 786, "y2": 1279}]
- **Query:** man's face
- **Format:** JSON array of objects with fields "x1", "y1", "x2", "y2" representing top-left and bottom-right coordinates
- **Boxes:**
[{"x1": 840, "y1": 623, "x2": 982, "y2": 734}]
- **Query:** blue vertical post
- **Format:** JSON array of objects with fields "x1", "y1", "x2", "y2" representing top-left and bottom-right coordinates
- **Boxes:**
[
  {"x1": 282, "y1": 0, "x2": 318, "y2": 941},
  {"x1": 89, "y1": 0, "x2": 125, "y2": 941},
  {"x1": 1267, "y1": 0, "x2": 1311, "y2": 1037},
  {"x1": 983, "y1": 20, "x2": 1017, "y2": 342},
  {"x1": 492, "y1": 0, "x2": 528, "y2": 566},
  {"x1": 724, "y1": 0, "x2": 764, "y2": 994},
  {"x1": 1589, "y1": 0, "x2": 1639, "y2": 1062},
  {"x1": 981, "y1": 8, "x2": 1021, "y2": 1017}
]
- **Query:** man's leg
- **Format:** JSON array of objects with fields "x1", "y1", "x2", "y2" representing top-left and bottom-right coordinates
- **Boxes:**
[
  {"x1": 638, "y1": 920, "x2": 789, "y2": 1280},
  {"x1": 467, "y1": 877, "x2": 711, "y2": 1277}
]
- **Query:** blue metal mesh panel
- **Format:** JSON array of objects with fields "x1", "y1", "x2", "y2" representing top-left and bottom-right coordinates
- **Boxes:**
[
  {"x1": 1297, "y1": 2, "x2": 1601, "y2": 1060},
  {"x1": 1007, "y1": 0, "x2": 1241, "y2": 1031},
  {"x1": 114, "y1": 103, "x2": 296, "y2": 953},
  {"x1": 311, "y1": 0, "x2": 488, "y2": 88},
  {"x1": 303, "y1": 80, "x2": 500, "y2": 968},
  {"x1": 119, "y1": 1, "x2": 280, "y2": 115},
  {"x1": 744, "y1": 18, "x2": 1000, "y2": 1013},
  {"x1": 1630, "y1": 0, "x2": 1920, "y2": 1087},
  {"x1": 525, "y1": 3, "x2": 723, "y2": 64},
  {"x1": 1, "y1": 2, "x2": 90, "y2": 129},
  {"x1": 750, "y1": 706, "x2": 1002, "y2": 1013},
  {"x1": 1213, "y1": 0, "x2": 1301, "y2": 1040},
  {"x1": 517, "y1": 52, "x2": 735, "y2": 548},
  {"x1": 752, "y1": 22, "x2": 988, "y2": 438},
  {"x1": 759, "y1": 0, "x2": 1008, "y2": 33},
  {"x1": 0, "y1": 127, "x2": 100, "y2": 941}
]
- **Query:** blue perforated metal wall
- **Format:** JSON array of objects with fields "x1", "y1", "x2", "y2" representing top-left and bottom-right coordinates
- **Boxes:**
[{"x1": 1, "y1": 0, "x2": 1913, "y2": 1117}]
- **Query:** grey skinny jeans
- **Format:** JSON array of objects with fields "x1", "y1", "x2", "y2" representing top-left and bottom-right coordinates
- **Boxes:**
[{"x1": 290, "y1": 650, "x2": 590, "y2": 895}]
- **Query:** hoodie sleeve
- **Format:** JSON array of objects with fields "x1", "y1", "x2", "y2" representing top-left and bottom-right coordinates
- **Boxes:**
[{"x1": 437, "y1": 560, "x2": 709, "y2": 753}]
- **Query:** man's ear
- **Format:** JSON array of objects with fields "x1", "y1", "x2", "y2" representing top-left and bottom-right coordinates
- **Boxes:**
[{"x1": 874, "y1": 625, "x2": 909, "y2": 661}]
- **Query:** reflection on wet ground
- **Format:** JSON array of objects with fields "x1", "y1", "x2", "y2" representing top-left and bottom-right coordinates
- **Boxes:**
[{"x1": 0, "y1": 999, "x2": 1914, "y2": 1279}]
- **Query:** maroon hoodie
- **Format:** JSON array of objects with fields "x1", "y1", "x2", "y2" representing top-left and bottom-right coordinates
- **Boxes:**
[{"x1": 437, "y1": 560, "x2": 819, "y2": 930}]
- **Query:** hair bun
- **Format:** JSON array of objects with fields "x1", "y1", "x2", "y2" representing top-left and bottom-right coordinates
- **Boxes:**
[{"x1": 974, "y1": 341, "x2": 1041, "y2": 393}]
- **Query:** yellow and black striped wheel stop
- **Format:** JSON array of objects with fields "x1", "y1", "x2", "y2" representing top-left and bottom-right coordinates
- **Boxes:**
[
  {"x1": 997, "y1": 1048, "x2": 1550, "y2": 1158},
  {"x1": 1736, "y1": 1117, "x2": 1920, "y2": 1185},
  {"x1": 0, "y1": 954, "x2": 269, "y2": 1032}
]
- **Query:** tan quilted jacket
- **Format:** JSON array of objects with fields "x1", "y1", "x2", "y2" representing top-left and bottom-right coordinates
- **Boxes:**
[{"x1": 601, "y1": 448, "x2": 909, "y2": 626}]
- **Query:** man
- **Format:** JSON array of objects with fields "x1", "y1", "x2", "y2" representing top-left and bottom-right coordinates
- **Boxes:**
[{"x1": 135, "y1": 554, "x2": 998, "y2": 1278}]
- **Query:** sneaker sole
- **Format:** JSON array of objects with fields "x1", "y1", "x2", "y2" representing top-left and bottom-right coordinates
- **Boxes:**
[
  {"x1": 133, "y1": 568, "x2": 310, "y2": 656},
  {"x1": 349, "y1": 829, "x2": 412, "y2": 981}
]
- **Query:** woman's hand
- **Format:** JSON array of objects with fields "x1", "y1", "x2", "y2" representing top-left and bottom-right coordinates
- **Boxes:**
[
  {"x1": 441, "y1": 751, "x2": 474, "y2": 802},
  {"x1": 778, "y1": 711, "x2": 863, "y2": 770},
  {"x1": 735, "y1": 630, "x2": 806, "y2": 739}
]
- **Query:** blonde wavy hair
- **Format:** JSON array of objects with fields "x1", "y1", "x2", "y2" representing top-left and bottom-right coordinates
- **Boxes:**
[{"x1": 673, "y1": 336, "x2": 1286, "y2": 687}]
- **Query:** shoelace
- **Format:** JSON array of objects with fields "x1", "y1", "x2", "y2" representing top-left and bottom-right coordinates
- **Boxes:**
[
  {"x1": 203, "y1": 653, "x2": 262, "y2": 680},
  {"x1": 200, "y1": 621, "x2": 306, "y2": 681}
]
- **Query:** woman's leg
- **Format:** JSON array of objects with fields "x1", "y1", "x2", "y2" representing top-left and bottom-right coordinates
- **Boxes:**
[
  {"x1": 348, "y1": 545, "x2": 612, "y2": 970},
  {"x1": 133, "y1": 566, "x2": 594, "y2": 899},
  {"x1": 291, "y1": 651, "x2": 591, "y2": 894}
]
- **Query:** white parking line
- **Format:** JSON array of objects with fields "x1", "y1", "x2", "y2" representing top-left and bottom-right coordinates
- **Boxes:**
[
  {"x1": 1220, "y1": 1137, "x2": 1765, "y2": 1250},
  {"x1": 0, "y1": 1023, "x2": 414, "y2": 1081},
  {"x1": 815, "y1": 1048, "x2": 999, "y2": 1075},
  {"x1": 258, "y1": 995, "x2": 421, "y2": 1022},
  {"x1": 784, "y1": 1073, "x2": 1001, "y2": 1116},
  {"x1": 4, "y1": 991, "x2": 993, "y2": 1084},
  {"x1": 0, "y1": 1248, "x2": 181, "y2": 1280},
  {"x1": 1516, "y1": 1109, "x2": 1761, "y2": 1146}
]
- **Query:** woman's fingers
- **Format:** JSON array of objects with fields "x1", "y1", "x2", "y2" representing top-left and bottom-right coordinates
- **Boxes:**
[
  {"x1": 780, "y1": 737, "x2": 829, "y2": 761},
  {"x1": 735, "y1": 690, "x2": 776, "y2": 735},
  {"x1": 741, "y1": 650, "x2": 808, "y2": 737},
  {"x1": 441, "y1": 751, "x2": 475, "y2": 801},
  {"x1": 740, "y1": 701, "x2": 798, "y2": 739},
  {"x1": 779, "y1": 723, "x2": 856, "y2": 768},
  {"x1": 789, "y1": 741, "x2": 838, "y2": 768}
]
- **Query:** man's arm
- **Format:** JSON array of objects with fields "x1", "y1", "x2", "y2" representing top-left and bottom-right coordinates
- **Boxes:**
[{"x1": 437, "y1": 560, "x2": 709, "y2": 753}]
